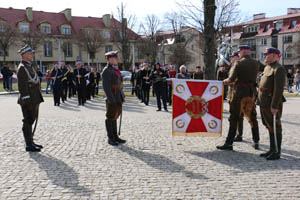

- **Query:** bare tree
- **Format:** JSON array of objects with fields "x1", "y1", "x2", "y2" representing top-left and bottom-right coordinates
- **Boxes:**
[
  {"x1": 177, "y1": 0, "x2": 240, "y2": 37},
  {"x1": 0, "y1": 23, "x2": 18, "y2": 62},
  {"x1": 74, "y1": 27, "x2": 106, "y2": 64},
  {"x1": 20, "y1": 30, "x2": 46, "y2": 62},
  {"x1": 163, "y1": 12, "x2": 198, "y2": 67},
  {"x1": 111, "y1": 2, "x2": 138, "y2": 70},
  {"x1": 203, "y1": 0, "x2": 217, "y2": 80},
  {"x1": 292, "y1": 33, "x2": 300, "y2": 65},
  {"x1": 60, "y1": 36, "x2": 73, "y2": 63},
  {"x1": 138, "y1": 14, "x2": 161, "y2": 64}
]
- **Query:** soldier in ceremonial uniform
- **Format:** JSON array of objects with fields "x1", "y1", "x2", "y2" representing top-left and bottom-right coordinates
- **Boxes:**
[
  {"x1": 258, "y1": 47, "x2": 286, "y2": 160},
  {"x1": 102, "y1": 51, "x2": 126, "y2": 146},
  {"x1": 217, "y1": 45, "x2": 260, "y2": 151},
  {"x1": 17, "y1": 44, "x2": 44, "y2": 152},
  {"x1": 140, "y1": 63, "x2": 151, "y2": 106},
  {"x1": 74, "y1": 60, "x2": 87, "y2": 106},
  {"x1": 50, "y1": 62, "x2": 63, "y2": 106},
  {"x1": 193, "y1": 66, "x2": 204, "y2": 80}
]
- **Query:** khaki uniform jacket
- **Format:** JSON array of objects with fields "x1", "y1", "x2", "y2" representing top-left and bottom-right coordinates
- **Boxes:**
[
  {"x1": 102, "y1": 64, "x2": 125, "y2": 104},
  {"x1": 17, "y1": 61, "x2": 44, "y2": 106},
  {"x1": 226, "y1": 55, "x2": 259, "y2": 99},
  {"x1": 257, "y1": 62, "x2": 286, "y2": 109}
]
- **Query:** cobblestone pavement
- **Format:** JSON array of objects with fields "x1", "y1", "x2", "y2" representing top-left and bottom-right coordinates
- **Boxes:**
[{"x1": 0, "y1": 95, "x2": 300, "y2": 199}]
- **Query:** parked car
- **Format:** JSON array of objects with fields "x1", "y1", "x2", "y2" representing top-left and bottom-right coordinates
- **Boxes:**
[{"x1": 121, "y1": 71, "x2": 132, "y2": 81}]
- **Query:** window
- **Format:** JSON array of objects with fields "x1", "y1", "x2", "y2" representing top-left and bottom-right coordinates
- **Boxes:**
[
  {"x1": 62, "y1": 27, "x2": 71, "y2": 35},
  {"x1": 251, "y1": 53, "x2": 256, "y2": 59},
  {"x1": 290, "y1": 20, "x2": 297, "y2": 29},
  {"x1": 42, "y1": 26, "x2": 51, "y2": 33},
  {"x1": 0, "y1": 48, "x2": 8, "y2": 56},
  {"x1": 284, "y1": 35, "x2": 293, "y2": 43},
  {"x1": 260, "y1": 52, "x2": 264, "y2": 60},
  {"x1": 64, "y1": 42, "x2": 72, "y2": 57},
  {"x1": 0, "y1": 24, "x2": 4, "y2": 32},
  {"x1": 284, "y1": 48, "x2": 293, "y2": 59},
  {"x1": 105, "y1": 45, "x2": 112, "y2": 53},
  {"x1": 264, "y1": 24, "x2": 270, "y2": 32},
  {"x1": 104, "y1": 31, "x2": 110, "y2": 39},
  {"x1": 44, "y1": 42, "x2": 52, "y2": 57},
  {"x1": 261, "y1": 38, "x2": 267, "y2": 46},
  {"x1": 20, "y1": 24, "x2": 29, "y2": 32},
  {"x1": 276, "y1": 23, "x2": 283, "y2": 30}
]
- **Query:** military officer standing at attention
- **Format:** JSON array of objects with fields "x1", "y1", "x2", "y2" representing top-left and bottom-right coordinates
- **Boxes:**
[
  {"x1": 17, "y1": 44, "x2": 44, "y2": 152},
  {"x1": 217, "y1": 45, "x2": 260, "y2": 151},
  {"x1": 102, "y1": 51, "x2": 126, "y2": 146},
  {"x1": 258, "y1": 48, "x2": 286, "y2": 160}
]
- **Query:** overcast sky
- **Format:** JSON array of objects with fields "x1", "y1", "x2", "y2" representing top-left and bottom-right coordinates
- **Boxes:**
[{"x1": 0, "y1": 0, "x2": 299, "y2": 28}]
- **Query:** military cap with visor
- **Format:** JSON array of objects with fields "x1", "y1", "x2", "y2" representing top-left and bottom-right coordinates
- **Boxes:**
[
  {"x1": 18, "y1": 44, "x2": 35, "y2": 55},
  {"x1": 264, "y1": 47, "x2": 281, "y2": 55}
]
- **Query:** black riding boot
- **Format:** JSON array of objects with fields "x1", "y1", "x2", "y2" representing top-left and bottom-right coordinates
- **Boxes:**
[
  {"x1": 251, "y1": 127, "x2": 260, "y2": 150},
  {"x1": 267, "y1": 131, "x2": 282, "y2": 160},
  {"x1": 216, "y1": 127, "x2": 236, "y2": 151},
  {"x1": 105, "y1": 119, "x2": 118, "y2": 146},
  {"x1": 23, "y1": 123, "x2": 40, "y2": 152},
  {"x1": 260, "y1": 131, "x2": 274, "y2": 157},
  {"x1": 112, "y1": 120, "x2": 126, "y2": 144}
]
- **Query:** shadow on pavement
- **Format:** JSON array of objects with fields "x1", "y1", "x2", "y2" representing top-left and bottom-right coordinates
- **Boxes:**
[
  {"x1": 118, "y1": 145, "x2": 207, "y2": 180},
  {"x1": 186, "y1": 150, "x2": 300, "y2": 173},
  {"x1": 29, "y1": 153, "x2": 93, "y2": 196}
]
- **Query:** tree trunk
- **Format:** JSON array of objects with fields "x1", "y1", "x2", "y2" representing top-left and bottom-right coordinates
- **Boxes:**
[{"x1": 203, "y1": 0, "x2": 216, "y2": 80}]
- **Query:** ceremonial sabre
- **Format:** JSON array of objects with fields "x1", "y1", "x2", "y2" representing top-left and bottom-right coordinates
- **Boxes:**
[
  {"x1": 273, "y1": 114, "x2": 279, "y2": 153},
  {"x1": 118, "y1": 111, "x2": 122, "y2": 136}
]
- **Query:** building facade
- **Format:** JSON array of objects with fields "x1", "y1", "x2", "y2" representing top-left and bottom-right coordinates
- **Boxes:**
[
  {"x1": 228, "y1": 8, "x2": 300, "y2": 69},
  {"x1": 0, "y1": 7, "x2": 140, "y2": 72},
  {"x1": 156, "y1": 27, "x2": 204, "y2": 72}
]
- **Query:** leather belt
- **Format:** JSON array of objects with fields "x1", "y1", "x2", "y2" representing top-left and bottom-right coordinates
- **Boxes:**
[{"x1": 259, "y1": 87, "x2": 273, "y2": 93}]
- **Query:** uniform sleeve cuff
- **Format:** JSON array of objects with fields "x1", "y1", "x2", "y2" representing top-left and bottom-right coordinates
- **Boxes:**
[{"x1": 22, "y1": 96, "x2": 30, "y2": 100}]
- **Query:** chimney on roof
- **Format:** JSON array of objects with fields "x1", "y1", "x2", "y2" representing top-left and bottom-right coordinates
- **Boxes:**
[
  {"x1": 26, "y1": 7, "x2": 33, "y2": 22},
  {"x1": 103, "y1": 14, "x2": 111, "y2": 28},
  {"x1": 61, "y1": 8, "x2": 72, "y2": 22},
  {"x1": 122, "y1": 18, "x2": 127, "y2": 27},
  {"x1": 287, "y1": 8, "x2": 300, "y2": 14},
  {"x1": 253, "y1": 13, "x2": 266, "y2": 20}
]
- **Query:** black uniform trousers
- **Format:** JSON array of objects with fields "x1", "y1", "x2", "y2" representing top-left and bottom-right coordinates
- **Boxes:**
[
  {"x1": 21, "y1": 104, "x2": 39, "y2": 146},
  {"x1": 61, "y1": 80, "x2": 68, "y2": 101},
  {"x1": 77, "y1": 84, "x2": 86, "y2": 105},
  {"x1": 106, "y1": 101, "x2": 122, "y2": 140},
  {"x1": 142, "y1": 86, "x2": 150, "y2": 105},
  {"x1": 154, "y1": 83, "x2": 167, "y2": 110},
  {"x1": 53, "y1": 86, "x2": 62, "y2": 105}
]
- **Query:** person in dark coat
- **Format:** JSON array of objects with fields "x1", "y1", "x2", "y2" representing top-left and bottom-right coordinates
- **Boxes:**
[
  {"x1": 16, "y1": 44, "x2": 44, "y2": 152},
  {"x1": 50, "y1": 62, "x2": 63, "y2": 106},
  {"x1": 176, "y1": 65, "x2": 190, "y2": 79},
  {"x1": 67, "y1": 65, "x2": 75, "y2": 98},
  {"x1": 140, "y1": 63, "x2": 151, "y2": 105},
  {"x1": 74, "y1": 60, "x2": 87, "y2": 106},
  {"x1": 150, "y1": 63, "x2": 168, "y2": 112},
  {"x1": 193, "y1": 66, "x2": 204, "y2": 80},
  {"x1": 1, "y1": 64, "x2": 9, "y2": 90},
  {"x1": 102, "y1": 51, "x2": 126, "y2": 146},
  {"x1": 61, "y1": 63, "x2": 70, "y2": 102}
]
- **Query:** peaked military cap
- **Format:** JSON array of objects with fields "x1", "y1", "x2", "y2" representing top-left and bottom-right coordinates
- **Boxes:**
[
  {"x1": 18, "y1": 44, "x2": 35, "y2": 55},
  {"x1": 238, "y1": 45, "x2": 251, "y2": 50},
  {"x1": 264, "y1": 47, "x2": 281, "y2": 55},
  {"x1": 105, "y1": 51, "x2": 118, "y2": 58},
  {"x1": 230, "y1": 51, "x2": 239, "y2": 57}
]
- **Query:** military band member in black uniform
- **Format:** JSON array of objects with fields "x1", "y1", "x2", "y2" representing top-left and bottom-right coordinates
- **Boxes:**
[
  {"x1": 140, "y1": 63, "x2": 151, "y2": 105},
  {"x1": 61, "y1": 62, "x2": 70, "y2": 102},
  {"x1": 150, "y1": 63, "x2": 168, "y2": 112},
  {"x1": 102, "y1": 51, "x2": 126, "y2": 146},
  {"x1": 51, "y1": 62, "x2": 63, "y2": 106},
  {"x1": 74, "y1": 60, "x2": 87, "y2": 106},
  {"x1": 17, "y1": 44, "x2": 44, "y2": 152}
]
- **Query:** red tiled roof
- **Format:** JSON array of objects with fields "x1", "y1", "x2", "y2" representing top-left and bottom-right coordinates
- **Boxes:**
[
  {"x1": 0, "y1": 7, "x2": 139, "y2": 38},
  {"x1": 239, "y1": 12, "x2": 300, "y2": 25}
]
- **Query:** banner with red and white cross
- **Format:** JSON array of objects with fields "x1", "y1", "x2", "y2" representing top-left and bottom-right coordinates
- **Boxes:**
[{"x1": 172, "y1": 79, "x2": 224, "y2": 136}]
